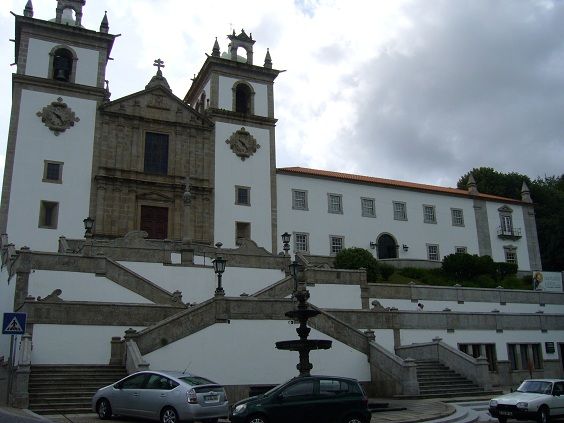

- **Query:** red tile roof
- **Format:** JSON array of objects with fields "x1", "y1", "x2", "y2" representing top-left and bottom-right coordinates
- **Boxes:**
[{"x1": 277, "y1": 167, "x2": 526, "y2": 204}]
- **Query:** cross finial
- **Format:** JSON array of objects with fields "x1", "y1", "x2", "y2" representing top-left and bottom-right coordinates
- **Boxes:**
[{"x1": 153, "y1": 58, "x2": 165, "y2": 74}]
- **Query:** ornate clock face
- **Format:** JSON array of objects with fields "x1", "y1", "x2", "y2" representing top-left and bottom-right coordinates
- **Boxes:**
[
  {"x1": 226, "y1": 127, "x2": 260, "y2": 161},
  {"x1": 36, "y1": 97, "x2": 80, "y2": 136}
]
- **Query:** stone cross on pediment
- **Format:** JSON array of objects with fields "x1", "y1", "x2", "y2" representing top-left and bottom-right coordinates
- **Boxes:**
[{"x1": 153, "y1": 58, "x2": 165, "y2": 73}]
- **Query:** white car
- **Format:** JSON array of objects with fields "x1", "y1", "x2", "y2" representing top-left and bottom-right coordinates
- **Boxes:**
[{"x1": 489, "y1": 379, "x2": 564, "y2": 423}]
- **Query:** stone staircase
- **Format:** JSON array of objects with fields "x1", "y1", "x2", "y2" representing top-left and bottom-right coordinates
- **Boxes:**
[
  {"x1": 29, "y1": 364, "x2": 127, "y2": 415},
  {"x1": 414, "y1": 360, "x2": 491, "y2": 398}
]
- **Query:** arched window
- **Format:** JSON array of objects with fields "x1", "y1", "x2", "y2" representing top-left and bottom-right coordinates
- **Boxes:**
[
  {"x1": 235, "y1": 84, "x2": 252, "y2": 114},
  {"x1": 52, "y1": 48, "x2": 74, "y2": 82},
  {"x1": 377, "y1": 233, "x2": 398, "y2": 259}
]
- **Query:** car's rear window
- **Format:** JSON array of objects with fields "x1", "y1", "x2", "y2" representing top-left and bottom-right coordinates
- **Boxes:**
[{"x1": 178, "y1": 376, "x2": 215, "y2": 386}]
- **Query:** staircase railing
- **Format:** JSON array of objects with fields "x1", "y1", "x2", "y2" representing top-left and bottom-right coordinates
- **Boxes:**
[{"x1": 396, "y1": 337, "x2": 491, "y2": 390}]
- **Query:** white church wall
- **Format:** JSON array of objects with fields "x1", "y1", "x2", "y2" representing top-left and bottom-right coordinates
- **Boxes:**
[
  {"x1": 28, "y1": 270, "x2": 153, "y2": 303},
  {"x1": 276, "y1": 174, "x2": 480, "y2": 259},
  {"x1": 371, "y1": 298, "x2": 564, "y2": 314},
  {"x1": 144, "y1": 320, "x2": 371, "y2": 385},
  {"x1": 7, "y1": 90, "x2": 96, "y2": 251},
  {"x1": 217, "y1": 76, "x2": 268, "y2": 117},
  {"x1": 214, "y1": 122, "x2": 272, "y2": 250},
  {"x1": 486, "y1": 201, "x2": 531, "y2": 270},
  {"x1": 119, "y1": 262, "x2": 284, "y2": 301},
  {"x1": 371, "y1": 329, "x2": 396, "y2": 353},
  {"x1": 26, "y1": 38, "x2": 100, "y2": 87},
  {"x1": 0, "y1": 268, "x2": 17, "y2": 361},
  {"x1": 31, "y1": 325, "x2": 145, "y2": 364},
  {"x1": 308, "y1": 284, "x2": 363, "y2": 309},
  {"x1": 399, "y1": 329, "x2": 563, "y2": 362}
]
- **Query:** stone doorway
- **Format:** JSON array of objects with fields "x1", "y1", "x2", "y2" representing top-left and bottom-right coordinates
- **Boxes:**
[{"x1": 377, "y1": 233, "x2": 398, "y2": 259}]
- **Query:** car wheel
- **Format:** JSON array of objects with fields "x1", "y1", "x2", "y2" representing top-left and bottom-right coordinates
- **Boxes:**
[
  {"x1": 497, "y1": 417, "x2": 507, "y2": 423},
  {"x1": 160, "y1": 406, "x2": 179, "y2": 423},
  {"x1": 343, "y1": 415, "x2": 365, "y2": 423},
  {"x1": 96, "y1": 398, "x2": 112, "y2": 420},
  {"x1": 247, "y1": 415, "x2": 268, "y2": 423},
  {"x1": 537, "y1": 406, "x2": 549, "y2": 423}
]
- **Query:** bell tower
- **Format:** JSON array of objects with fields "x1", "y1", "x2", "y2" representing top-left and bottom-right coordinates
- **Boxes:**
[
  {"x1": 184, "y1": 31, "x2": 281, "y2": 252},
  {"x1": 0, "y1": 0, "x2": 116, "y2": 251}
]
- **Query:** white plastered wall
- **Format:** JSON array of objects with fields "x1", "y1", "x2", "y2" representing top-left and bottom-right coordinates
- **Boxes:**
[
  {"x1": 308, "y1": 285, "x2": 362, "y2": 309},
  {"x1": 399, "y1": 329, "x2": 563, "y2": 362},
  {"x1": 119, "y1": 262, "x2": 285, "y2": 301},
  {"x1": 31, "y1": 325, "x2": 145, "y2": 364},
  {"x1": 276, "y1": 174, "x2": 480, "y2": 261},
  {"x1": 144, "y1": 320, "x2": 371, "y2": 385},
  {"x1": 7, "y1": 90, "x2": 97, "y2": 251},
  {"x1": 214, "y1": 122, "x2": 272, "y2": 250},
  {"x1": 26, "y1": 38, "x2": 100, "y2": 87},
  {"x1": 29, "y1": 270, "x2": 153, "y2": 303}
]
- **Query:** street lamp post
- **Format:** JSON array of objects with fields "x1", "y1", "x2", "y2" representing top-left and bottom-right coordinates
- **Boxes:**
[
  {"x1": 281, "y1": 232, "x2": 291, "y2": 256},
  {"x1": 83, "y1": 217, "x2": 94, "y2": 237},
  {"x1": 212, "y1": 256, "x2": 226, "y2": 296}
]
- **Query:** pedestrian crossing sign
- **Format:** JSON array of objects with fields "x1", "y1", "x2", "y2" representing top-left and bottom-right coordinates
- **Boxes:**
[{"x1": 2, "y1": 312, "x2": 27, "y2": 335}]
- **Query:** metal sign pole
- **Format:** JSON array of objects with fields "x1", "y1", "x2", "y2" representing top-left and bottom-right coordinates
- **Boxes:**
[{"x1": 6, "y1": 334, "x2": 14, "y2": 405}]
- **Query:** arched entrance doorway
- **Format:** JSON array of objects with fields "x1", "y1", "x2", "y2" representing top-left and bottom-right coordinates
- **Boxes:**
[{"x1": 377, "y1": 233, "x2": 398, "y2": 259}]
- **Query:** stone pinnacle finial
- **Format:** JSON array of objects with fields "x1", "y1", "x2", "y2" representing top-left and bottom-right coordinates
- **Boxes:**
[
  {"x1": 100, "y1": 11, "x2": 109, "y2": 33},
  {"x1": 146, "y1": 59, "x2": 170, "y2": 90},
  {"x1": 521, "y1": 181, "x2": 532, "y2": 203},
  {"x1": 264, "y1": 48, "x2": 272, "y2": 69},
  {"x1": 24, "y1": 0, "x2": 34, "y2": 17},
  {"x1": 467, "y1": 174, "x2": 479, "y2": 195},
  {"x1": 212, "y1": 37, "x2": 220, "y2": 57}
]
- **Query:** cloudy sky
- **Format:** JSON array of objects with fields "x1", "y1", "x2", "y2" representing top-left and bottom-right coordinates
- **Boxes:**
[{"x1": 1, "y1": 0, "x2": 563, "y2": 190}]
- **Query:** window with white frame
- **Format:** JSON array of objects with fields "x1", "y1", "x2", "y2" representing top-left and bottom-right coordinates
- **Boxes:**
[
  {"x1": 361, "y1": 197, "x2": 376, "y2": 217},
  {"x1": 423, "y1": 205, "x2": 436, "y2": 223},
  {"x1": 451, "y1": 208, "x2": 464, "y2": 226},
  {"x1": 327, "y1": 193, "x2": 343, "y2": 214},
  {"x1": 292, "y1": 189, "x2": 308, "y2": 210},
  {"x1": 427, "y1": 244, "x2": 440, "y2": 261},
  {"x1": 455, "y1": 246, "x2": 468, "y2": 254},
  {"x1": 504, "y1": 246, "x2": 518, "y2": 264},
  {"x1": 329, "y1": 236, "x2": 344, "y2": 255},
  {"x1": 393, "y1": 201, "x2": 407, "y2": 221},
  {"x1": 235, "y1": 186, "x2": 250, "y2": 206},
  {"x1": 294, "y1": 232, "x2": 309, "y2": 253}
]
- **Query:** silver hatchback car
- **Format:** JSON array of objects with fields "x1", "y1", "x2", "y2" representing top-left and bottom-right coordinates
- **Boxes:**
[{"x1": 92, "y1": 370, "x2": 229, "y2": 423}]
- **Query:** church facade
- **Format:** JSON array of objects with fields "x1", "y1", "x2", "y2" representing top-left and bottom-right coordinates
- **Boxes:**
[{"x1": 1, "y1": 0, "x2": 561, "y2": 410}]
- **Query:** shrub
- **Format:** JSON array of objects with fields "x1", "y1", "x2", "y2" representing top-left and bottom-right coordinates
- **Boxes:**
[
  {"x1": 442, "y1": 253, "x2": 477, "y2": 281},
  {"x1": 398, "y1": 267, "x2": 427, "y2": 280},
  {"x1": 495, "y1": 262, "x2": 518, "y2": 280},
  {"x1": 379, "y1": 263, "x2": 395, "y2": 281},
  {"x1": 334, "y1": 247, "x2": 379, "y2": 282}
]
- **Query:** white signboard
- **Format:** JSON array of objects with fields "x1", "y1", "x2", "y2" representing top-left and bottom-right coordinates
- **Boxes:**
[{"x1": 533, "y1": 271, "x2": 563, "y2": 292}]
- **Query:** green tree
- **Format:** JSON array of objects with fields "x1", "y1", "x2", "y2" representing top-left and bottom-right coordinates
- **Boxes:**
[
  {"x1": 458, "y1": 167, "x2": 564, "y2": 271},
  {"x1": 334, "y1": 247, "x2": 379, "y2": 282}
]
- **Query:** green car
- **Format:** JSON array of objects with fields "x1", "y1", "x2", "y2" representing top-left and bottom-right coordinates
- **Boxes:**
[{"x1": 230, "y1": 375, "x2": 371, "y2": 423}]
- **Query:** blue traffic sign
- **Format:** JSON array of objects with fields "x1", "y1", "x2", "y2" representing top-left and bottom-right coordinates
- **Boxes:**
[{"x1": 2, "y1": 312, "x2": 27, "y2": 335}]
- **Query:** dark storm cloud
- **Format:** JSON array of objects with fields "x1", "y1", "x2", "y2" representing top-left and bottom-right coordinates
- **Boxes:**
[{"x1": 342, "y1": 0, "x2": 564, "y2": 186}]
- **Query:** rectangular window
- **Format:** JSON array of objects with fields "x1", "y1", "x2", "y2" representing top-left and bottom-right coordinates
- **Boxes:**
[
  {"x1": 144, "y1": 132, "x2": 169, "y2": 175},
  {"x1": 235, "y1": 222, "x2": 251, "y2": 245},
  {"x1": 235, "y1": 186, "x2": 250, "y2": 206},
  {"x1": 43, "y1": 161, "x2": 63, "y2": 183},
  {"x1": 423, "y1": 205, "x2": 436, "y2": 223},
  {"x1": 455, "y1": 246, "x2": 468, "y2": 254},
  {"x1": 294, "y1": 232, "x2": 309, "y2": 253},
  {"x1": 451, "y1": 208, "x2": 464, "y2": 226},
  {"x1": 361, "y1": 198, "x2": 376, "y2": 217},
  {"x1": 504, "y1": 247, "x2": 517, "y2": 264},
  {"x1": 508, "y1": 343, "x2": 543, "y2": 370},
  {"x1": 393, "y1": 201, "x2": 407, "y2": 221},
  {"x1": 500, "y1": 214, "x2": 513, "y2": 235},
  {"x1": 427, "y1": 244, "x2": 440, "y2": 261},
  {"x1": 329, "y1": 236, "x2": 344, "y2": 255},
  {"x1": 292, "y1": 190, "x2": 308, "y2": 210},
  {"x1": 38, "y1": 201, "x2": 59, "y2": 229},
  {"x1": 458, "y1": 343, "x2": 497, "y2": 371},
  {"x1": 327, "y1": 193, "x2": 343, "y2": 214}
]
